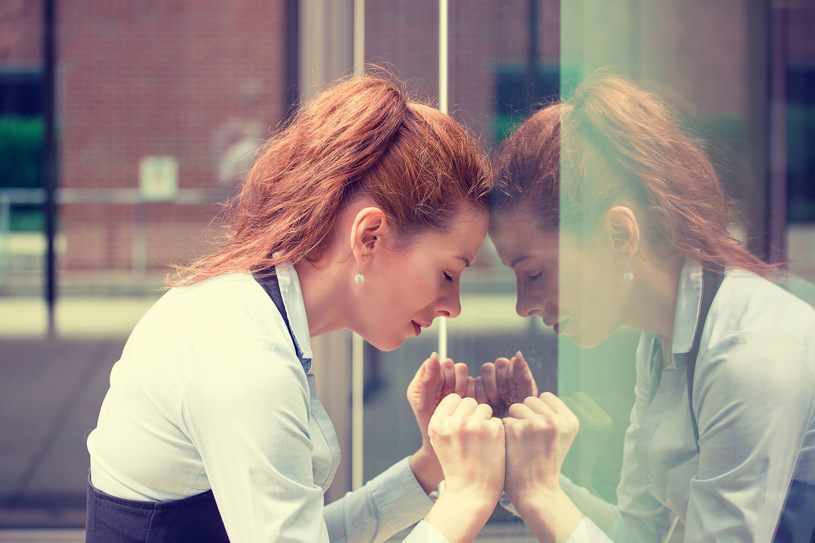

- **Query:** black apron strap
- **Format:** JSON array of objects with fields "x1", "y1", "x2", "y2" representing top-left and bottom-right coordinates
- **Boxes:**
[
  {"x1": 254, "y1": 268, "x2": 312, "y2": 372},
  {"x1": 685, "y1": 266, "x2": 724, "y2": 449}
]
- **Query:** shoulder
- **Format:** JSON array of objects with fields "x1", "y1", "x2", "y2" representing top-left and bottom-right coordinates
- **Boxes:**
[
  {"x1": 697, "y1": 270, "x2": 815, "y2": 406},
  {"x1": 710, "y1": 270, "x2": 815, "y2": 350},
  {"x1": 147, "y1": 273, "x2": 292, "y2": 345},
  {"x1": 124, "y1": 273, "x2": 305, "y2": 387}
]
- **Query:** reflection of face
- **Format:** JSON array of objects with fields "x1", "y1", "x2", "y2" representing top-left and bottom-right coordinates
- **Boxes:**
[
  {"x1": 357, "y1": 210, "x2": 489, "y2": 351},
  {"x1": 490, "y1": 211, "x2": 629, "y2": 349}
]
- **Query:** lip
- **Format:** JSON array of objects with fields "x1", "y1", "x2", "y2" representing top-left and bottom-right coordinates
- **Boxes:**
[
  {"x1": 545, "y1": 318, "x2": 568, "y2": 334},
  {"x1": 411, "y1": 321, "x2": 430, "y2": 336}
]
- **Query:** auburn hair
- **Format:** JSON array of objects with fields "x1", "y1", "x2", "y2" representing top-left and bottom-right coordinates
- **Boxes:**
[
  {"x1": 169, "y1": 75, "x2": 491, "y2": 286},
  {"x1": 492, "y1": 72, "x2": 780, "y2": 277}
]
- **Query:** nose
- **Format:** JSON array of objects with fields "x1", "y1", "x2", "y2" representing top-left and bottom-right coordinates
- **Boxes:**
[
  {"x1": 515, "y1": 278, "x2": 553, "y2": 319},
  {"x1": 516, "y1": 291, "x2": 540, "y2": 318},
  {"x1": 436, "y1": 287, "x2": 462, "y2": 319}
]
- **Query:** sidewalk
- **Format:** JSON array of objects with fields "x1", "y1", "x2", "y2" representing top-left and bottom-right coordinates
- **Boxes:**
[{"x1": 0, "y1": 292, "x2": 160, "y2": 530}]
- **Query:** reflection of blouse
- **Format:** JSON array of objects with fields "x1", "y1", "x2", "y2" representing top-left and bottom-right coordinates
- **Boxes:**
[
  {"x1": 561, "y1": 260, "x2": 815, "y2": 542},
  {"x1": 87, "y1": 266, "x2": 446, "y2": 542}
]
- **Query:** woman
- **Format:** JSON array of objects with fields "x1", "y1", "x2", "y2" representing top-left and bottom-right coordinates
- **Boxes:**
[
  {"x1": 488, "y1": 73, "x2": 815, "y2": 542},
  {"x1": 85, "y1": 75, "x2": 506, "y2": 543}
]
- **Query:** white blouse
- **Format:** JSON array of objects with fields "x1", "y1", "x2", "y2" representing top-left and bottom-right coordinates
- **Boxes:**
[{"x1": 87, "y1": 266, "x2": 447, "y2": 542}]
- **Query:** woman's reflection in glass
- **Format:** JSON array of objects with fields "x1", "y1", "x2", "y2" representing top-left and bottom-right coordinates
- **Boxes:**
[{"x1": 487, "y1": 72, "x2": 815, "y2": 542}]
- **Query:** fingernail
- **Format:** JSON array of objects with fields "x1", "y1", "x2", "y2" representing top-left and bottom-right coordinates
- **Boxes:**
[
  {"x1": 431, "y1": 352, "x2": 438, "y2": 359},
  {"x1": 515, "y1": 350, "x2": 523, "y2": 358}
]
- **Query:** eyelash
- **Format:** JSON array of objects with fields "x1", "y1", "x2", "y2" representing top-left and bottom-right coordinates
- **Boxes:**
[
  {"x1": 529, "y1": 272, "x2": 542, "y2": 282},
  {"x1": 443, "y1": 271, "x2": 454, "y2": 283}
]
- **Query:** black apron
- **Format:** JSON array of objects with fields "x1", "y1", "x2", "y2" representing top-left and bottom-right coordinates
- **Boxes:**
[{"x1": 85, "y1": 271, "x2": 309, "y2": 543}]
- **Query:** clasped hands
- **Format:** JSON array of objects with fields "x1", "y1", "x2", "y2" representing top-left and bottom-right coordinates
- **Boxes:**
[{"x1": 406, "y1": 353, "x2": 579, "y2": 515}]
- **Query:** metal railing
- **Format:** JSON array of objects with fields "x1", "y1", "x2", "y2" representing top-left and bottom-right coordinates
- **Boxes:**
[{"x1": 0, "y1": 187, "x2": 228, "y2": 280}]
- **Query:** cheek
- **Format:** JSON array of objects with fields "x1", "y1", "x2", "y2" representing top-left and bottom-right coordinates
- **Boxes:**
[{"x1": 384, "y1": 267, "x2": 439, "y2": 314}]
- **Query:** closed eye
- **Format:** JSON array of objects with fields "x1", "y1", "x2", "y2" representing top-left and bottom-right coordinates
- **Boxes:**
[
  {"x1": 529, "y1": 271, "x2": 542, "y2": 281},
  {"x1": 443, "y1": 271, "x2": 454, "y2": 283}
]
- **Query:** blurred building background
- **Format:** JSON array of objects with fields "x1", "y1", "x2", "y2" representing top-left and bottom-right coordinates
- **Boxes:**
[{"x1": 1, "y1": 0, "x2": 814, "y2": 540}]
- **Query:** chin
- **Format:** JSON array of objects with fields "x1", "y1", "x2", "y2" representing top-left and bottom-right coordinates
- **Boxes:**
[
  {"x1": 365, "y1": 335, "x2": 406, "y2": 352},
  {"x1": 567, "y1": 330, "x2": 613, "y2": 350}
]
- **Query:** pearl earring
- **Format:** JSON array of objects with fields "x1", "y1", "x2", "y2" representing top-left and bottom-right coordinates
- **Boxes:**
[
  {"x1": 624, "y1": 262, "x2": 634, "y2": 282},
  {"x1": 354, "y1": 258, "x2": 365, "y2": 284}
]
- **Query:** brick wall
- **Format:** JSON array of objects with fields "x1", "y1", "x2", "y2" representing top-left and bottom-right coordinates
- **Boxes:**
[
  {"x1": 58, "y1": 0, "x2": 285, "y2": 271},
  {"x1": 0, "y1": 0, "x2": 42, "y2": 65},
  {"x1": 364, "y1": 0, "x2": 559, "y2": 150}
]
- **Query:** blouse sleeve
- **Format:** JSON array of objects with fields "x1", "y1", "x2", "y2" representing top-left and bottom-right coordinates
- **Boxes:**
[{"x1": 324, "y1": 457, "x2": 436, "y2": 543}]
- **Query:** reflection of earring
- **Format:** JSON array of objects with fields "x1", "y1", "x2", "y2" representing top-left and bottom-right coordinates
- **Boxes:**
[
  {"x1": 623, "y1": 262, "x2": 634, "y2": 282},
  {"x1": 354, "y1": 258, "x2": 365, "y2": 284}
]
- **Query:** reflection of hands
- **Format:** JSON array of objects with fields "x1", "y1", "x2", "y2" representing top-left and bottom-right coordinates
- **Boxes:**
[
  {"x1": 502, "y1": 393, "x2": 579, "y2": 505},
  {"x1": 407, "y1": 353, "x2": 471, "y2": 444},
  {"x1": 560, "y1": 392, "x2": 612, "y2": 491},
  {"x1": 473, "y1": 351, "x2": 539, "y2": 418}
]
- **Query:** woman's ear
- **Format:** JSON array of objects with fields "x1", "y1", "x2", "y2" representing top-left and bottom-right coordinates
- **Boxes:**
[
  {"x1": 605, "y1": 206, "x2": 640, "y2": 259},
  {"x1": 349, "y1": 207, "x2": 389, "y2": 262}
]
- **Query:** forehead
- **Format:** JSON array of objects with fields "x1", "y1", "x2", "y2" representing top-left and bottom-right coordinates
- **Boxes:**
[
  {"x1": 413, "y1": 208, "x2": 489, "y2": 254},
  {"x1": 489, "y1": 211, "x2": 558, "y2": 266}
]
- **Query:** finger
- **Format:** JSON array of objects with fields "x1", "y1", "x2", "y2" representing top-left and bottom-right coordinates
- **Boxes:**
[
  {"x1": 539, "y1": 391, "x2": 573, "y2": 416},
  {"x1": 454, "y1": 396, "x2": 479, "y2": 416},
  {"x1": 466, "y1": 376, "x2": 476, "y2": 399},
  {"x1": 481, "y1": 362, "x2": 498, "y2": 405},
  {"x1": 434, "y1": 393, "x2": 463, "y2": 418},
  {"x1": 507, "y1": 402, "x2": 536, "y2": 419},
  {"x1": 473, "y1": 376, "x2": 487, "y2": 404},
  {"x1": 453, "y1": 362, "x2": 469, "y2": 397},
  {"x1": 510, "y1": 351, "x2": 538, "y2": 399},
  {"x1": 522, "y1": 395, "x2": 555, "y2": 416},
  {"x1": 495, "y1": 357, "x2": 511, "y2": 404},
  {"x1": 418, "y1": 355, "x2": 443, "y2": 407},
  {"x1": 440, "y1": 357, "x2": 456, "y2": 397},
  {"x1": 473, "y1": 402, "x2": 494, "y2": 420}
]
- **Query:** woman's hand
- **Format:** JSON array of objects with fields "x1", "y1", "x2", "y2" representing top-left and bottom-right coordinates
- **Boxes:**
[
  {"x1": 475, "y1": 351, "x2": 539, "y2": 417},
  {"x1": 424, "y1": 394, "x2": 506, "y2": 542},
  {"x1": 407, "y1": 353, "x2": 471, "y2": 493},
  {"x1": 503, "y1": 393, "x2": 584, "y2": 543}
]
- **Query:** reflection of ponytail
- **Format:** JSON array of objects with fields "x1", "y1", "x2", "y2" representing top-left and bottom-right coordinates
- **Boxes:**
[
  {"x1": 493, "y1": 73, "x2": 780, "y2": 277},
  {"x1": 170, "y1": 76, "x2": 490, "y2": 286}
]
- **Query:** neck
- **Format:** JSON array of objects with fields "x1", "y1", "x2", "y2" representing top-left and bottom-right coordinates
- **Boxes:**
[
  {"x1": 293, "y1": 255, "x2": 352, "y2": 337},
  {"x1": 628, "y1": 252, "x2": 684, "y2": 342}
]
